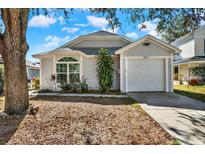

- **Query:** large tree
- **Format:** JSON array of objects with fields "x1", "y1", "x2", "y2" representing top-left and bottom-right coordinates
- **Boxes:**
[{"x1": 1, "y1": 8, "x2": 205, "y2": 114}]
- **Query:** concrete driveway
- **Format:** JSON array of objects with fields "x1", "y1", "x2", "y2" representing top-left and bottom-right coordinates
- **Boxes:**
[{"x1": 128, "y1": 92, "x2": 205, "y2": 145}]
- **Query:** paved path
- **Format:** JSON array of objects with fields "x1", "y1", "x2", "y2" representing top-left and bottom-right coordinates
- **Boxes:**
[{"x1": 128, "y1": 92, "x2": 205, "y2": 145}]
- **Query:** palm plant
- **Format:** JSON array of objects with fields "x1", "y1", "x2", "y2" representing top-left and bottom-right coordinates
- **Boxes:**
[{"x1": 96, "y1": 48, "x2": 114, "y2": 93}]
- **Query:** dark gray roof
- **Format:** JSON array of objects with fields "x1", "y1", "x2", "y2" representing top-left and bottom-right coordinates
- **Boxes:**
[
  {"x1": 70, "y1": 47, "x2": 121, "y2": 55},
  {"x1": 26, "y1": 60, "x2": 39, "y2": 68},
  {"x1": 174, "y1": 56, "x2": 205, "y2": 64}
]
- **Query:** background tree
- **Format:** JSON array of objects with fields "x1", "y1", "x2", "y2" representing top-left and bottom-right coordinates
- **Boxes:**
[
  {"x1": 96, "y1": 48, "x2": 114, "y2": 93},
  {"x1": 1, "y1": 8, "x2": 205, "y2": 114}
]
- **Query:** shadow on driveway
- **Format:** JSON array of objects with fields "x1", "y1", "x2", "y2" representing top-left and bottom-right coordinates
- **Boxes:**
[{"x1": 128, "y1": 92, "x2": 205, "y2": 111}]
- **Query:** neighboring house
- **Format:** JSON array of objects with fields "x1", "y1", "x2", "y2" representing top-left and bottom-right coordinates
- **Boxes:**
[
  {"x1": 172, "y1": 26, "x2": 205, "y2": 81},
  {"x1": 26, "y1": 60, "x2": 40, "y2": 81},
  {"x1": 0, "y1": 55, "x2": 40, "y2": 81},
  {"x1": 33, "y1": 30, "x2": 180, "y2": 92}
]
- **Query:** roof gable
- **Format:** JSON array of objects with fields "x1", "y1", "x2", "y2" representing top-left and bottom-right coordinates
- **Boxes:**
[{"x1": 116, "y1": 35, "x2": 181, "y2": 54}]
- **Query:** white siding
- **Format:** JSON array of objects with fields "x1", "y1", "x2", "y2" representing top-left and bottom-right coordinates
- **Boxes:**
[
  {"x1": 168, "y1": 58, "x2": 172, "y2": 92},
  {"x1": 121, "y1": 58, "x2": 126, "y2": 92},
  {"x1": 177, "y1": 39, "x2": 195, "y2": 59},
  {"x1": 194, "y1": 37, "x2": 205, "y2": 56},
  {"x1": 82, "y1": 57, "x2": 99, "y2": 89},
  {"x1": 121, "y1": 40, "x2": 172, "y2": 92},
  {"x1": 41, "y1": 58, "x2": 53, "y2": 89},
  {"x1": 123, "y1": 43, "x2": 171, "y2": 57},
  {"x1": 70, "y1": 39, "x2": 129, "y2": 48}
]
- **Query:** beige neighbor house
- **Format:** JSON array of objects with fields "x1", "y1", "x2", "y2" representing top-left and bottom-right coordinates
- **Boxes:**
[
  {"x1": 172, "y1": 26, "x2": 205, "y2": 84},
  {"x1": 33, "y1": 30, "x2": 180, "y2": 92}
]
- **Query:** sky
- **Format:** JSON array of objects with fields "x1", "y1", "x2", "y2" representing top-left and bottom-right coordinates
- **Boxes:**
[{"x1": 2, "y1": 9, "x2": 159, "y2": 62}]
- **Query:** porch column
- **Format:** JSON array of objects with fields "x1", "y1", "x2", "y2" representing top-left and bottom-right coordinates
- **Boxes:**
[
  {"x1": 40, "y1": 58, "x2": 43, "y2": 88},
  {"x1": 52, "y1": 55, "x2": 56, "y2": 90},
  {"x1": 165, "y1": 57, "x2": 168, "y2": 92},
  {"x1": 188, "y1": 62, "x2": 190, "y2": 81}
]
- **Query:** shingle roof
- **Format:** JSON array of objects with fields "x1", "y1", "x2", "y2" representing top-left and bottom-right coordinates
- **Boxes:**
[
  {"x1": 174, "y1": 56, "x2": 205, "y2": 64},
  {"x1": 69, "y1": 47, "x2": 121, "y2": 55}
]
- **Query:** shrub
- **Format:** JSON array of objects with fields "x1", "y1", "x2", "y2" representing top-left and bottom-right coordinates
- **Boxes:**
[
  {"x1": 31, "y1": 77, "x2": 40, "y2": 90},
  {"x1": 191, "y1": 66, "x2": 205, "y2": 80},
  {"x1": 96, "y1": 48, "x2": 114, "y2": 93},
  {"x1": 59, "y1": 82, "x2": 73, "y2": 92},
  {"x1": 80, "y1": 75, "x2": 88, "y2": 93},
  {"x1": 59, "y1": 76, "x2": 88, "y2": 93}
]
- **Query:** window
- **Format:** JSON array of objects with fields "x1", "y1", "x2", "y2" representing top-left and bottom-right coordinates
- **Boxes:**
[
  {"x1": 58, "y1": 57, "x2": 78, "y2": 62},
  {"x1": 56, "y1": 57, "x2": 80, "y2": 83}
]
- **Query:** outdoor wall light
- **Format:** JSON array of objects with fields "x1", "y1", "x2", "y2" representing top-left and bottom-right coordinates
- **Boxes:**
[{"x1": 142, "y1": 40, "x2": 150, "y2": 47}]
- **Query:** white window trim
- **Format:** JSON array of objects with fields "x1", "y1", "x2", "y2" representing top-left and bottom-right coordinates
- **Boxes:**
[{"x1": 56, "y1": 57, "x2": 81, "y2": 84}]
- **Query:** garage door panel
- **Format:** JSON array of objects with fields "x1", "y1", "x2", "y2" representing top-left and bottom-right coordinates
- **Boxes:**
[{"x1": 127, "y1": 58, "x2": 165, "y2": 92}]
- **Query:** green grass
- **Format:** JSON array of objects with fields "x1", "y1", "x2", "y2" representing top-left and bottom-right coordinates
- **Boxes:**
[
  {"x1": 174, "y1": 85, "x2": 205, "y2": 103},
  {"x1": 172, "y1": 140, "x2": 181, "y2": 145}
]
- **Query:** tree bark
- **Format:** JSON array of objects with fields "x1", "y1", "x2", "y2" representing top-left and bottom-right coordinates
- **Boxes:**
[
  {"x1": 0, "y1": 9, "x2": 29, "y2": 114},
  {"x1": 2, "y1": 50, "x2": 29, "y2": 114}
]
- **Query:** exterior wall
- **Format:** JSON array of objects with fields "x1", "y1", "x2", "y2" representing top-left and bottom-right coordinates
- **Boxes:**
[
  {"x1": 41, "y1": 57, "x2": 53, "y2": 89},
  {"x1": 177, "y1": 39, "x2": 195, "y2": 59},
  {"x1": 120, "y1": 42, "x2": 172, "y2": 92},
  {"x1": 121, "y1": 58, "x2": 127, "y2": 92},
  {"x1": 168, "y1": 58, "x2": 172, "y2": 92},
  {"x1": 27, "y1": 67, "x2": 39, "y2": 80},
  {"x1": 194, "y1": 37, "x2": 205, "y2": 56},
  {"x1": 70, "y1": 39, "x2": 129, "y2": 48},
  {"x1": 122, "y1": 43, "x2": 171, "y2": 57},
  {"x1": 40, "y1": 53, "x2": 120, "y2": 90},
  {"x1": 194, "y1": 29, "x2": 205, "y2": 56},
  {"x1": 82, "y1": 57, "x2": 98, "y2": 89},
  {"x1": 113, "y1": 54, "x2": 120, "y2": 90}
]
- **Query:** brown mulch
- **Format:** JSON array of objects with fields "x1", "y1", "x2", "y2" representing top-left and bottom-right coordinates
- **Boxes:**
[{"x1": 0, "y1": 96, "x2": 175, "y2": 145}]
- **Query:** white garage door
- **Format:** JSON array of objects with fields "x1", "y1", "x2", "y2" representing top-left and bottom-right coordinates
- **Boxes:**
[{"x1": 127, "y1": 58, "x2": 165, "y2": 92}]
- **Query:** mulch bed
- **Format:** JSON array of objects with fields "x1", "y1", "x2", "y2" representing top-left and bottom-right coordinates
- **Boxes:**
[{"x1": 0, "y1": 96, "x2": 175, "y2": 145}]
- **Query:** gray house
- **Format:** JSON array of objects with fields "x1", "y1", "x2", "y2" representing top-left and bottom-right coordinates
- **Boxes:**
[{"x1": 33, "y1": 30, "x2": 180, "y2": 92}]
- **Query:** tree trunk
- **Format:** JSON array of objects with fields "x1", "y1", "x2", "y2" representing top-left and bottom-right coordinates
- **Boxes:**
[
  {"x1": 0, "y1": 9, "x2": 29, "y2": 114},
  {"x1": 2, "y1": 50, "x2": 29, "y2": 114}
]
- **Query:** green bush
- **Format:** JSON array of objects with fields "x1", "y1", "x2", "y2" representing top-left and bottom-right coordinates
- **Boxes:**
[
  {"x1": 191, "y1": 66, "x2": 205, "y2": 80},
  {"x1": 59, "y1": 76, "x2": 88, "y2": 93},
  {"x1": 96, "y1": 48, "x2": 114, "y2": 93},
  {"x1": 59, "y1": 82, "x2": 73, "y2": 92},
  {"x1": 31, "y1": 77, "x2": 40, "y2": 90},
  {"x1": 80, "y1": 75, "x2": 88, "y2": 93}
]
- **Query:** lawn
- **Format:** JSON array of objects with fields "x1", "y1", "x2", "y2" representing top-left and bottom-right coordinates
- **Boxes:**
[
  {"x1": 174, "y1": 85, "x2": 205, "y2": 103},
  {"x1": 0, "y1": 96, "x2": 175, "y2": 145}
]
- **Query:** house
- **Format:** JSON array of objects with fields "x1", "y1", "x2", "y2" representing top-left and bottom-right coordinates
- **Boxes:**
[
  {"x1": 172, "y1": 26, "x2": 205, "y2": 82},
  {"x1": 33, "y1": 30, "x2": 180, "y2": 92},
  {"x1": 0, "y1": 55, "x2": 40, "y2": 81},
  {"x1": 26, "y1": 60, "x2": 40, "y2": 81}
]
